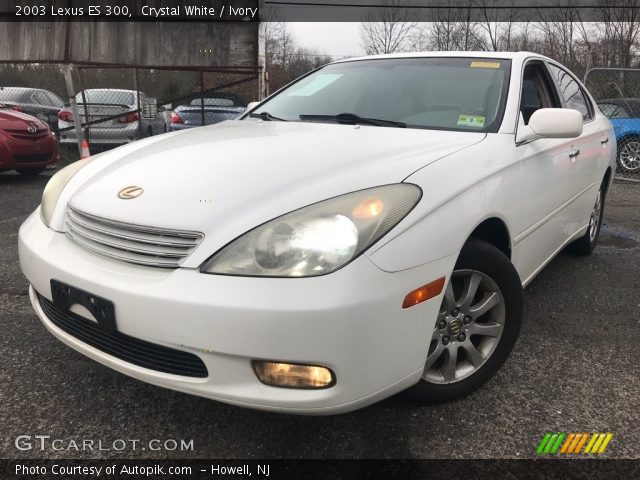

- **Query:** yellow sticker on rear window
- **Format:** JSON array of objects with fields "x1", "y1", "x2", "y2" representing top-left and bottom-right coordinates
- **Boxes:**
[
  {"x1": 470, "y1": 61, "x2": 501, "y2": 69},
  {"x1": 458, "y1": 114, "x2": 486, "y2": 128}
]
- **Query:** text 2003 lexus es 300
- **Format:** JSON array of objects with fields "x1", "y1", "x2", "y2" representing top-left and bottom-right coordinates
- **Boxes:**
[{"x1": 19, "y1": 52, "x2": 615, "y2": 414}]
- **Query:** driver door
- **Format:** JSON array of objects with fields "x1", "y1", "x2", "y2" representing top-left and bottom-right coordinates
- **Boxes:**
[{"x1": 514, "y1": 61, "x2": 584, "y2": 284}]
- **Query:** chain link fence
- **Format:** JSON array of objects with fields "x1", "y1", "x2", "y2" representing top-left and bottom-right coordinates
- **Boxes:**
[
  {"x1": 0, "y1": 63, "x2": 259, "y2": 171},
  {"x1": 584, "y1": 67, "x2": 640, "y2": 182},
  {"x1": 4, "y1": 61, "x2": 637, "y2": 182}
]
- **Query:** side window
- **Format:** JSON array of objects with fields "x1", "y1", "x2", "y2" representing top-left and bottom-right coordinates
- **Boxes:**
[
  {"x1": 520, "y1": 63, "x2": 559, "y2": 125},
  {"x1": 33, "y1": 90, "x2": 50, "y2": 105},
  {"x1": 547, "y1": 64, "x2": 592, "y2": 121},
  {"x1": 598, "y1": 103, "x2": 629, "y2": 119}
]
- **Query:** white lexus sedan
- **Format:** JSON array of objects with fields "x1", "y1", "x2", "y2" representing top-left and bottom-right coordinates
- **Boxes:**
[{"x1": 19, "y1": 52, "x2": 615, "y2": 414}]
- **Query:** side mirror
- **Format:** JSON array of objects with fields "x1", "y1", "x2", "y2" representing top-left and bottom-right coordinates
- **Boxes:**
[
  {"x1": 516, "y1": 108, "x2": 583, "y2": 144},
  {"x1": 245, "y1": 101, "x2": 260, "y2": 112}
]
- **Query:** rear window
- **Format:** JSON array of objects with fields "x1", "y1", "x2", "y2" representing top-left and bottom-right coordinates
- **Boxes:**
[
  {"x1": 77, "y1": 90, "x2": 135, "y2": 106},
  {"x1": 190, "y1": 98, "x2": 235, "y2": 107}
]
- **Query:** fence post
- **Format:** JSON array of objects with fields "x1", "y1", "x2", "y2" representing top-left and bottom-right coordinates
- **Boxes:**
[
  {"x1": 61, "y1": 64, "x2": 86, "y2": 158},
  {"x1": 200, "y1": 70, "x2": 205, "y2": 127},
  {"x1": 134, "y1": 67, "x2": 143, "y2": 140}
]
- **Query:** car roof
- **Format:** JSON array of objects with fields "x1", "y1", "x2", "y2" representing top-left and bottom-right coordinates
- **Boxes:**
[
  {"x1": 80, "y1": 89, "x2": 143, "y2": 96},
  {"x1": 0, "y1": 86, "x2": 36, "y2": 91},
  {"x1": 332, "y1": 50, "x2": 549, "y2": 65}
]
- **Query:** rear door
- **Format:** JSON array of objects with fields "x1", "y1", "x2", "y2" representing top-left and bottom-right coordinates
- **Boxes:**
[{"x1": 546, "y1": 63, "x2": 609, "y2": 201}]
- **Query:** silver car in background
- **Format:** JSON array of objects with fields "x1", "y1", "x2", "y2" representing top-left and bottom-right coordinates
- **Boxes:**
[{"x1": 58, "y1": 89, "x2": 166, "y2": 148}]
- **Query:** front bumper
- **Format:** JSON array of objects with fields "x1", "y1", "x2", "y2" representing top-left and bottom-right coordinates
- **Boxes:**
[
  {"x1": 0, "y1": 137, "x2": 57, "y2": 170},
  {"x1": 19, "y1": 210, "x2": 456, "y2": 414}
]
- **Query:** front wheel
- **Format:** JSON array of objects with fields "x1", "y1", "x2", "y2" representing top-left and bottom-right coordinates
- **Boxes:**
[{"x1": 408, "y1": 238, "x2": 523, "y2": 403}]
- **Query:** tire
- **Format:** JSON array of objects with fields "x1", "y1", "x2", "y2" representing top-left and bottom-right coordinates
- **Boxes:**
[
  {"x1": 617, "y1": 136, "x2": 640, "y2": 173},
  {"x1": 570, "y1": 181, "x2": 605, "y2": 256},
  {"x1": 15, "y1": 168, "x2": 45, "y2": 176},
  {"x1": 407, "y1": 238, "x2": 523, "y2": 403}
]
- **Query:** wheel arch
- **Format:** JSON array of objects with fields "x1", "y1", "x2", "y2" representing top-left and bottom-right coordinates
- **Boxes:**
[
  {"x1": 467, "y1": 217, "x2": 512, "y2": 259},
  {"x1": 616, "y1": 131, "x2": 640, "y2": 145},
  {"x1": 603, "y1": 166, "x2": 613, "y2": 194}
]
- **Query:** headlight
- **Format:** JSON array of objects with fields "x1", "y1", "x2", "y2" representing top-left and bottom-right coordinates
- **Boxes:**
[
  {"x1": 201, "y1": 184, "x2": 422, "y2": 277},
  {"x1": 40, "y1": 159, "x2": 91, "y2": 227}
]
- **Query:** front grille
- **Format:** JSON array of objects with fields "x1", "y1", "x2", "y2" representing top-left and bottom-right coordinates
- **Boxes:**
[
  {"x1": 37, "y1": 293, "x2": 208, "y2": 378},
  {"x1": 14, "y1": 154, "x2": 51, "y2": 164},
  {"x1": 64, "y1": 207, "x2": 203, "y2": 268},
  {"x1": 6, "y1": 129, "x2": 49, "y2": 141}
]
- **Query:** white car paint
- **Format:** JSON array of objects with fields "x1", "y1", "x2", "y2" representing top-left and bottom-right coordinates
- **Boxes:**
[{"x1": 19, "y1": 51, "x2": 615, "y2": 414}]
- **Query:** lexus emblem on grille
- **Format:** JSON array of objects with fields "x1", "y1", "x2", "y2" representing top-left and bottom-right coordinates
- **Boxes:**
[
  {"x1": 27, "y1": 125, "x2": 37, "y2": 134},
  {"x1": 117, "y1": 186, "x2": 144, "y2": 199}
]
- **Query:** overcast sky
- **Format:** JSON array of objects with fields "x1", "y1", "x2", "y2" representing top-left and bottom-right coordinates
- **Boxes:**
[{"x1": 288, "y1": 23, "x2": 365, "y2": 59}]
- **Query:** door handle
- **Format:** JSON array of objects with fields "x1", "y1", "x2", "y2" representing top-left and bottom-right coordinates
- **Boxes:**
[
  {"x1": 601, "y1": 137, "x2": 609, "y2": 145},
  {"x1": 569, "y1": 148, "x2": 581, "y2": 158}
]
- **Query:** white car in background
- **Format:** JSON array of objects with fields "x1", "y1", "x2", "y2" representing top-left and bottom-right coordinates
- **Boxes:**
[{"x1": 19, "y1": 52, "x2": 615, "y2": 414}]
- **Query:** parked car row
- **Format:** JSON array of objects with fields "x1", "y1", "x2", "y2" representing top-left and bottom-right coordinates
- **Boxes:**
[{"x1": 1, "y1": 86, "x2": 248, "y2": 171}]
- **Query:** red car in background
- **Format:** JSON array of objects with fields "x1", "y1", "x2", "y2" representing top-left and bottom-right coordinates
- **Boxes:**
[{"x1": 0, "y1": 105, "x2": 58, "y2": 175}]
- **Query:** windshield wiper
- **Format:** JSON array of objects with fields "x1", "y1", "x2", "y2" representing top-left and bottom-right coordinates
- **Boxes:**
[
  {"x1": 248, "y1": 111, "x2": 287, "y2": 121},
  {"x1": 299, "y1": 112, "x2": 406, "y2": 128}
]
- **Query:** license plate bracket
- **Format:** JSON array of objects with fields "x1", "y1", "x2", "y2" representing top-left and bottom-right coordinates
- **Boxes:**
[{"x1": 50, "y1": 279, "x2": 117, "y2": 334}]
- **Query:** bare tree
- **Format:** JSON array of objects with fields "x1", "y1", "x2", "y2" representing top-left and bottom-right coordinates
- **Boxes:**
[
  {"x1": 264, "y1": 22, "x2": 295, "y2": 71},
  {"x1": 534, "y1": 1, "x2": 587, "y2": 72},
  {"x1": 474, "y1": 0, "x2": 520, "y2": 51},
  {"x1": 424, "y1": 1, "x2": 485, "y2": 51},
  {"x1": 263, "y1": 23, "x2": 333, "y2": 92},
  {"x1": 597, "y1": 0, "x2": 640, "y2": 68},
  {"x1": 359, "y1": 0, "x2": 418, "y2": 54}
]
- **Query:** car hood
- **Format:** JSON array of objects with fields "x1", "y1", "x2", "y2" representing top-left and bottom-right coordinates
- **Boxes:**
[
  {"x1": 63, "y1": 120, "x2": 485, "y2": 267},
  {"x1": 0, "y1": 109, "x2": 48, "y2": 130}
]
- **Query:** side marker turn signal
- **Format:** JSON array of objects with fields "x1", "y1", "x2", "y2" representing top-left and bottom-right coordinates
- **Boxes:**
[{"x1": 402, "y1": 277, "x2": 446, "y2": 309}]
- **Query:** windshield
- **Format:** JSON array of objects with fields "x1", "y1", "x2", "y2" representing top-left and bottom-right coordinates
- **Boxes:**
[
  {"x1": 252, "y1": 57, "x2": 511, "y2": 132},
  {"x1": 76, "y1": 90, "x2": 135, "y2": 106}
]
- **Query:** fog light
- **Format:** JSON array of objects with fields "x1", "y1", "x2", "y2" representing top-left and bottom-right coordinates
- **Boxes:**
[{"x1": 252, "y1": 361, "x2": 335, "y2": 389}]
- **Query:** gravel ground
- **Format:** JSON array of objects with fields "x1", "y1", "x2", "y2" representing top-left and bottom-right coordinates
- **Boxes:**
[{"x1": 0, "y1": 170, "x2": 638, "y2": 460}]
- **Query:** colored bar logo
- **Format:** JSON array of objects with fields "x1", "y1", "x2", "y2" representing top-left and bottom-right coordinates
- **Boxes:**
[{"x1": 537, "y1": 433, "x2": 613, "y2": 455}]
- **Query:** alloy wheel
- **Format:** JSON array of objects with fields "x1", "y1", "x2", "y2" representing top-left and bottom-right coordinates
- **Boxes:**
[
  {"x1": 589, "y1": 190, "x2": 602, "y2": 243},
  {"x1": 619, "y1": 141, "x2": 640, "y2": 171},
  {"x1": 422, "y1": 270, "x2": 506, "y2": 384}
]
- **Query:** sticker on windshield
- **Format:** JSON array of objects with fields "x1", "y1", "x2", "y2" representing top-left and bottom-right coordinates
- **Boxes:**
[
  {"x1": 470, "y1": 61, "x2": 501, "y2": 69},
  {"x1": 458, "y1": 114, "x2": 486, "y2": 128},
  {"x1": 287, "y1": 74, "x2": 343, "y2": 97}
]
